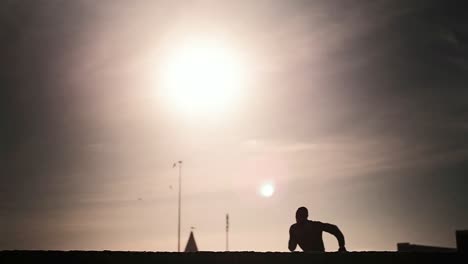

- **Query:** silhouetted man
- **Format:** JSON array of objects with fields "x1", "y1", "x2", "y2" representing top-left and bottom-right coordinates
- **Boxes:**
[{"x1": 288, "y1": 206, "x2": 346, "y2": 252}]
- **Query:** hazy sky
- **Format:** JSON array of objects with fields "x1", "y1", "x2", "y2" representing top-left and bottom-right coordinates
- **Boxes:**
[{"x1": 1, "y1": 0, "x2": 468, "y2": 251}]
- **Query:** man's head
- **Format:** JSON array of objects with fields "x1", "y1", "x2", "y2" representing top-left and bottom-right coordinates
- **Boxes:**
[{"x1": 296, "y1": 206, "x2": 308, "y2": 223}]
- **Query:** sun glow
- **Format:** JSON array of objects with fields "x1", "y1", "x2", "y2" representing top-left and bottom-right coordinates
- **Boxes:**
[
  {"x1": 260, "y1": 183, "x2": 275, "y2": 198},
  {"x1": 161, "y1": 39, "x2": 247, "y2": 116}
]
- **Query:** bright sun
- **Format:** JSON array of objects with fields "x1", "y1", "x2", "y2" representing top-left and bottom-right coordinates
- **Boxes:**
[
  {"x1": 161, "y1": 39, "x2": 246, "y2": 116},
  {"x1": 260, "y1": 183, "x2": 275, "y2": 198}
]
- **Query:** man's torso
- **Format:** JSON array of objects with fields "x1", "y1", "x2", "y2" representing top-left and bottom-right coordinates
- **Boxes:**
[{"x1": 290, "y1": 220, "x2": 325, "y2": 252}]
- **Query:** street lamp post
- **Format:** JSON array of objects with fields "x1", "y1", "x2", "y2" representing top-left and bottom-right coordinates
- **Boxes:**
[
  {"x1": 173, "y1": 160, "x2": 183, "y2": 252},
  {"x1": 226, "y1": 214, "x2": 229, "y2": 251}
]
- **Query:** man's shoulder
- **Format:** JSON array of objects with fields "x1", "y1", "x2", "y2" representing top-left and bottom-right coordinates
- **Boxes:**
[
  {"x1": 289, "y1": 223, "x2": 298, "y2": 230},
  {"x1": 291, "y1": 220, "x2": 323, "y2": 227},
  {"x1": 289, "y1": 222, "x2": 304, "y2": 232},
  {"x1": 306, "y1": 220, "x2": 326, "y2": 228},
  {"x1": 309, "y1": 220, "x2": 324, "y2": 225}
]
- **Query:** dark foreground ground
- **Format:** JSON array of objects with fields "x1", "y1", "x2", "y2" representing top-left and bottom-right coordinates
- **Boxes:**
[{"x1": 1, "y1": 251, "x2": 467, "y2": 264}]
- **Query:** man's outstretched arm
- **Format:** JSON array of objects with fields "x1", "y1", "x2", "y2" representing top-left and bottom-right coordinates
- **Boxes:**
[
  {"x1": 288, "y1": 226, "x2": 297, "y2": 251},
  {"x1": 322, "y1": 223, "x2": 346, "y2": 251}
]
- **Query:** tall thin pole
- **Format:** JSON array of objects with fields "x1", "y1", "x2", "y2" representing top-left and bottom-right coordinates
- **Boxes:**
[
  {"x1": 177, "y1": 161, "x2": 182, "y2": 252},
  {"x1": 226, "y1": 214, "x2": 229, "y2": 251}
]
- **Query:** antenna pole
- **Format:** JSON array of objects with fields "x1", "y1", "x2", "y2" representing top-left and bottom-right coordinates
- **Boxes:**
[
  {"x1": 226, "y1": 214, "x2": 229, "y2": 251},
  {"x1": 177, "y1": 161, "x2": 182, "y2": 252}
]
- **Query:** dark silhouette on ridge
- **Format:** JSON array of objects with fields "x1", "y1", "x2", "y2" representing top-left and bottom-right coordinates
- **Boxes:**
[
  {"x1": 457, "y1": 230, "x2": 468, "y2": 253},
  {"x1": 288, "y1": 206, "x2": 346, "y2": 252},
  {"x1": 397, "y1": 243, "x2": 455, "y2": 253},
  {"x1": 184, "y1": 231, "x2": 199, "y2": 252},
  {"x1": 396, "y1": 230, "x2": 467, "y2": 252}
]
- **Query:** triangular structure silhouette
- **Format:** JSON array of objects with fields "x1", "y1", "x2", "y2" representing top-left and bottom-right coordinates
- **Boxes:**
[{"x1": 184, "y1": 231, "x2": 199, "y2": 252}]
